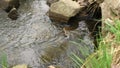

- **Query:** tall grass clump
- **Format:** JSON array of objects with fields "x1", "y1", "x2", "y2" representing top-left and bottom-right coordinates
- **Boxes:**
[
  {"x1": 71, "y1": 19, "x2": 120, "y2": 68},
  {"x1": 105, "y1": 19, "x2": 120, "y2": 42}
]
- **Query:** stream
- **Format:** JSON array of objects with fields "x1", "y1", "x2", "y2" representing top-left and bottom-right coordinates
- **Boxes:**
[{"x1": 0, "y1": 0, "x2": 94, "y2": 68}]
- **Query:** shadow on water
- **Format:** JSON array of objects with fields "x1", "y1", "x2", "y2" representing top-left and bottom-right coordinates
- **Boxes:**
[{"x1": 41, "y1": 41, "x2": 68, "y2": 63}]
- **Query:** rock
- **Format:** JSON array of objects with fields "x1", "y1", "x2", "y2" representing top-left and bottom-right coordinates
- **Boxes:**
[
  {"x1": 8, "y1": 8, "x2": 19, "y2": 20},
  {"x1": 48, "y1": 65, "x2": 56, "y2": 68},
  {"x1": 0, "y1": 0, "x2": 20, "y2": 20},
  {"x1": 101, "y1": 0, "x2": 120, "y2": 19},
  {"x1": 48, "y1": 65, "x2": 61, "y2": 68},
  {"x1": 12, "y1": 64, "x2": 27, "y2": 68},
  {"x1": 48, "y1": 0, "x2": 83, "y2": 23}
]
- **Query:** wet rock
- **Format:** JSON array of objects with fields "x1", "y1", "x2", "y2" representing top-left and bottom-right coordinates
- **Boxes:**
[
  {"x1": 48, "y1": 65, "x2": 61, "y2": 68},
  {"x1": 8, "y1": 8, "x2": 19, "y2": 20},
  {"x1": 48, "y1": 0, "x2": 83, "y2": 22},
  {"x1": 0, "y1": 0, "x2": 20, "y2": 20}
]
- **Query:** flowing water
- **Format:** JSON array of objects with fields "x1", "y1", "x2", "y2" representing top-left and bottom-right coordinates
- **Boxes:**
[{"x1": 0, "y1": 0, "x2": 94, "y2": 68}]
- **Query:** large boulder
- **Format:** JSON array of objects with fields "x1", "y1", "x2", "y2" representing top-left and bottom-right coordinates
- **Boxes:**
[{"x1": 48, "y1": 0, "x2": 85, "y2": 22}]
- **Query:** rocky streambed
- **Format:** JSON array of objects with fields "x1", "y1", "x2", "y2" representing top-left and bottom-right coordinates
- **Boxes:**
[{"x1": 0, "y1": 0, "x2": 94, "y2": 68}]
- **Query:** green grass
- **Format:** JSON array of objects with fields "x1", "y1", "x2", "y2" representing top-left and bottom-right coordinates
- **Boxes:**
[
  {"x1": 105, "y1": 19, "x2": 120, "y2": 42},
  {"x1": 71, "y1": 19, "x2": 120, "y2": 68},
  {"x1": 70, "y1": 41, "x2": 91, "y2": 67},
  {"x1": 0, "y1": 53, "x2": 8, "y2": 68}
]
